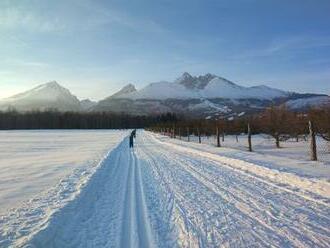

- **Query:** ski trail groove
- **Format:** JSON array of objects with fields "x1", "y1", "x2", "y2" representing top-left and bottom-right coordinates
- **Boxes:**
[
  {"x1": 120, "y1": 150, "x2": 136, "y2": 248},
  {"x1": 25, "y1": 136, "x2": 159, "y2": 248},
  {"x1": 134, "y1": 150, "x2": 155, "y2": 247},
  {"x1": 120, "y1": 148, "x2": 155, "y2": 248}
]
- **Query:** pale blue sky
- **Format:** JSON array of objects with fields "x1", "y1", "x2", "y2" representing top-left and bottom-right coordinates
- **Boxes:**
[{"x1": 0, "y1": 0, "x2": 329, "y2": 100}]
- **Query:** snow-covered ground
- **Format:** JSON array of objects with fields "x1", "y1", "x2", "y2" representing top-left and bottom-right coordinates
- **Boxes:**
[
  {"x1": 0, "y1": 130, "x2": 128, "y2": 246},
  {"x1": 1, "y1": 130, "x2": 330, "y2": 247},
  {"x1": 0, "y1": 130, "x2": 128, "y2": 212},
  {"x1": 181, "y1": 134, "x2": 330, "y2": 165}
]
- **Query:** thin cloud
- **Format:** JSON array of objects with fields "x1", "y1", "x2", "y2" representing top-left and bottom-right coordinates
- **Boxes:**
[
  {"x1": 2, "y1": 59, "x2": 51, "y2": 68},
  {"x1": 0, "y1": 0, "x2": 169, "y2": 35},
  {"x1": 77, "y1": 0, "x2": 169, "y2": 35},
  {"x1": 233, "y1": 35, "x2": 330, "y2": 60},
  {"x1": 0, "y1": 6, "x2": 67, "y2": 32}
]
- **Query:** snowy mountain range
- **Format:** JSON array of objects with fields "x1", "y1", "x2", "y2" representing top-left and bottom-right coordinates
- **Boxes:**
[
  {"x1": 109, "y1": 72, "x2": 288, "y2": 100},
  {"x1": 95, "y1": 72, "x2": 329, "y2": 118},
  {"x1": 0, "y1": 73, "x2": 329, "y2": 118}
]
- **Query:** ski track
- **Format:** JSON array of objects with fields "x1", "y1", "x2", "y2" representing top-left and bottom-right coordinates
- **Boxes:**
[{"x1": 15, "y1": 130, "x2": 330, "y2": 247}]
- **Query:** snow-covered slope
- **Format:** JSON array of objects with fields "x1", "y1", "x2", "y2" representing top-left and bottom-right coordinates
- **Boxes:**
[
  {"x1": 116, "y1": 73, "x2": 288, "y2": 100},
  {"x1": 80, "y1": 99, "x2": 96, "y2": 111},
  {"x1": 109, "y1": 83, "x2": 137, "y2": 99},
  {"x1": 203, "y1": 79, "x2": 288, "y2": 99},
  {"x1": 286, "y1": 96, "x2": 330, "y2": 109},
  {"x1": 0, "y1": 81, "x2": 81, "y2": 111},
  {"x1": 123, "y1": 81, "x2": 199, "y2": 100}
]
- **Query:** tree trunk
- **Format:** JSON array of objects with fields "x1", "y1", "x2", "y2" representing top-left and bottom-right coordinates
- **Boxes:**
[
  {"x1": 198, "y1": 128, "x2": 201, "y2": 143},
  {"x1": 187, "y1": 127, "x2": 190, "y2": 142},
  {"x1": 275, "y1": 133, "x2": 280, "y2": 148},
  {"x1": 309, "y1": 120, "x2": 317, "y2": 161},
  {"x1": 248, "y1": 123, "x2": 252, "y2": 152},
  {"x1": 216, "y1": 126, "x2": 221, "y2": 147}
]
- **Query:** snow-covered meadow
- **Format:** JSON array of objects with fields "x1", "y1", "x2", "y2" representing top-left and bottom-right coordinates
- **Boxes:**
[
  {"x1": 1, "y1": 130, "x2": 329, "y2": 247},
  {"x1": 0, "y1": 130, "x2": 128, "y2": 246},
  {"x1": 0, "y1": 130, "x2": 128, "y2": 213}
]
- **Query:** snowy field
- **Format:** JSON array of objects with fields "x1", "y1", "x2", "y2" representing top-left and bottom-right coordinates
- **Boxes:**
[
  {"x1": 1, "y1": 130, "x2": 330, "y2": 247},
  {"x1": 182, "y1": 134, "x2": 330, "y2": 165},
  {"x1": 0, "y1": 130, "x2": 128, "y2": 245},
  {"x1": 0, "y1": 130, "x2": 128, "y2": 213}
]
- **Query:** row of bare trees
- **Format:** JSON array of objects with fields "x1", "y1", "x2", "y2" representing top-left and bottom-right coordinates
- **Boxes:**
[{"x1": 149, "y1": 106, "x2": 330, "y2": 160}]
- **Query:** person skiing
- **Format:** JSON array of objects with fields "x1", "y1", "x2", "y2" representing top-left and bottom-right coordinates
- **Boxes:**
[{"x1": 129, "y1": 133, "x2": 134, "y2": 148}]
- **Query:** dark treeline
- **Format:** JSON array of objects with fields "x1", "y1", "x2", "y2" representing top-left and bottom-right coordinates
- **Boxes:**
[
  {"x1": 0, "y1": 110, "x2": 178, "y2": 130},
  {"x1": 1, "y1": 107, "x2": 329, "y2": 142}
]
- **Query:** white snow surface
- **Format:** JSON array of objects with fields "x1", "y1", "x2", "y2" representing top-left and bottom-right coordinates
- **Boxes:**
[
  {"x1": 124, "y1": 81, "x2": 198, "y2": 100},
  {"x1": 0, "y1": 130, "x2": 128, "y2": 247},
  {"x1": 1, "y1": 130, "x2": 330, "y2": 247},
  {"x1": 181, "y1": 134, "x2": 330, "y2": 168},
  {"x1": 202, "y1": 79, "x2": 287, "y2": 99},
  {"x1": 0, "y1": 130, "x2": 128, "y2": 212}
]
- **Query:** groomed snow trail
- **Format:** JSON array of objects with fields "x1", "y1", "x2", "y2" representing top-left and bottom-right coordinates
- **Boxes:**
[
  {"x1": 26, "y1": 135, "x2": 174, "y2": 248},
  {"x1": 24, "y1": 131, "x2": 330, "y2": 248},
  {"x1": 119, "y1": 148, "x2": 155, "y2": 248}
]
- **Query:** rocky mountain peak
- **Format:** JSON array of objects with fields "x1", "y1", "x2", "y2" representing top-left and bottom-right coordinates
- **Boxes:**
[{"x1": 175, "y1": 72, "x2": 218, "y2": 89}]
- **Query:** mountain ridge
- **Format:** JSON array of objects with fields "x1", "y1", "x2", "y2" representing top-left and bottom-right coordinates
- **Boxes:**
[
  {"x1": 0, "y1": 74, "x2": 329, "y2": 119},
  {"x1": 110, "y1": 73, "x2": 288, "y2": 100}
]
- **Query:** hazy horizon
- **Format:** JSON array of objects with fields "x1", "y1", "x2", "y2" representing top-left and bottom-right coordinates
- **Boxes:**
[{"x1": 1, "y1": 0, "x2": 330, "y2": 100}]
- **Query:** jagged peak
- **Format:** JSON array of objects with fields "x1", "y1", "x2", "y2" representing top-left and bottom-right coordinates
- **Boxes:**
[
  {"x1": 181, "y1": 72, "x2": 193, "y2": 78},
  {"x1": 175, "y1": 72, "x2": 193, "y2": 83},
  {"x1": 108, "y1": 83, "x2": 137, "y2": 99},
  {"x1": 176, "y1": 72, "x2": 218, "y2": 89},
  {"x1": 121, "y1": 83, "x2": 137, "y2": 91}
]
